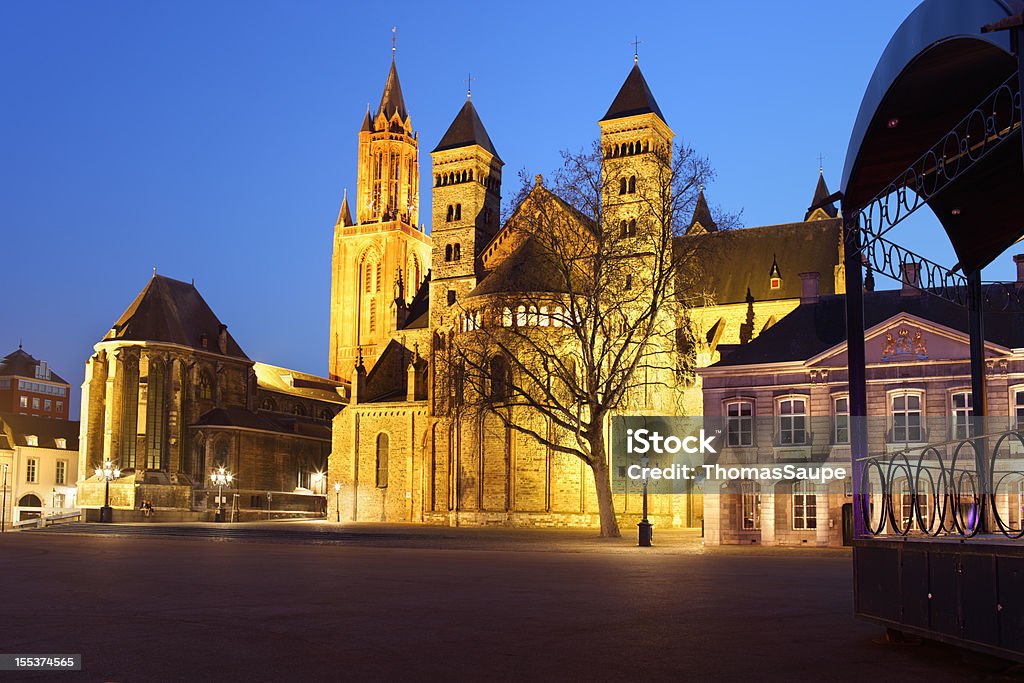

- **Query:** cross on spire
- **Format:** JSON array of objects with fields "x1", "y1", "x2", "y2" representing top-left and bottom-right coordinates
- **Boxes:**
[
  {"x1": 631, "y1": 36, "x2": 642, "y2": 63},
  {"x1": 466, "y1": 72, "x2": 475, "y2": 100},
  {"x1": 391, "y1": 26, "x2": 397, "y2": 60}
]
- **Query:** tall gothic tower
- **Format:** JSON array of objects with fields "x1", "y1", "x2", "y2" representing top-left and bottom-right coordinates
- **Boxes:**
[
  {"x1": 328, "y1": 51, "x2": 432, "y2": 381},
  {"x1": 429, "y1": 92, "x2": 502, "y2": 328}
]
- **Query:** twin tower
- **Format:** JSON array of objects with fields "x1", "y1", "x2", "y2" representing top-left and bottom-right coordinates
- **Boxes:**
[{"x1": 327, "y1": 52, "x2": 672, "y2": 381}]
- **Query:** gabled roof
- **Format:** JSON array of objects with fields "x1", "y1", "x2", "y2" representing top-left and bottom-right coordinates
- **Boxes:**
[
  {"x1": 432, "y1": 99, "x2": 501, "y2": 161},
  {"x1": 677, "y1": 219, "x2": 841, "y2": 305},
  {"x1": 104, "y1": 275, "x2": 249, "y2": 359},
  {"x1": 0, "y1": 413, "x2": 79, "y2": 450},
  {"x1": 709, "y1": 288, "x2": 1024, "y2": 368},
  {"x1": 377, "y1": 60, "x2": 407, "y2": 120},
  {"x1": 403, "y1": 270, "x2": 431, "y2": 329},
  {"x1": 805, "y1": 171, "x2": 839, "y2": 221},
  {"x1": 601, "y1": 63, "x2": 666, "y2": 123},
  {"x1": 0, "y1": 347, "x2": 68, "y2": 385},
  {"x1": 687, "y1": 188, "x2": 717, "y2": 234}
]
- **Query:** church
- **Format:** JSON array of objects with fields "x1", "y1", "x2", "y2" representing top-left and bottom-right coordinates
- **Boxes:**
[{"x1": 326, "y1": 52, "x2": 844, "y2": 529}]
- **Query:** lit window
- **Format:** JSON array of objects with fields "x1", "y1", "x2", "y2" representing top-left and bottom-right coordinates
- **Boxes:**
[
  {"x1": 1015, "y1": 389, "x2": 1024, "y2": 428},
  {"x1": 770, "y1": 277, "x2": 781, "y2": 290},
  {"x1": 26, "y1": 435, "x2": 38, "y2": 447},
  {"x1": 44, "y1": 399, "x2": 52, "y2": 411},
  {"x1": 55, "y1": 438, "x2": 66, "y2": 450},
  {"x1": 32, "y1": 397, "x2": 40, "y2": 409},
  {"x1": 20, "y1": 396, "x2": 27, "y2": 409},
  {"x1": 951, "y1": 391, "x2": 974, "y2": 440},
  {"x1": 777, "y1": 397, "x2": 807, "y2": 445},
  {"x1": 899, "y1": 477, "x2": 931, "y2": 531},
  {"x1": 833, "y1": 396, "x2": 849, "y2": 444},
  {"x1": 792, "y1": 480, "x2": 817, "y2": 530},
  {"x1": 891, "y1": 392, "x2": 923, "y2": 443},
  {"x1": 726, "y1": 400, "x2": 753, "y2": 447},
  {"x1": 376, "y1": 433, "x2": 389, "y2": 488},
  {"x1": 740, "y1": 481, "x2": 760, "y2": 530},
  {"x1": 26, "y1": 458, "x2": 38, "y2": 484}
]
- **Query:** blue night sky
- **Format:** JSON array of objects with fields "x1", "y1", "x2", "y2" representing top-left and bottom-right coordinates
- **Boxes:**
[{"x1": 2, "y1": 1, "x2": 1004, "y2": 418}]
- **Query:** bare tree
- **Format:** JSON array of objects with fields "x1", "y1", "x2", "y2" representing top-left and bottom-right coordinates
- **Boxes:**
[{"x1": 443, "y1": 140, "x2": 737, "y2": 538}]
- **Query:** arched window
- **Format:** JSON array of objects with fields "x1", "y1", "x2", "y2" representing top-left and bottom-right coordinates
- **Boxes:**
[
  {"x1": 146, "y1": 360, "x2": 167, "y2": 470},
  {"x1": 320, "y1": 408, "x2": 333, "y2": 422},
  {"x1": 628, "y1": 176, "x2": 637, "y2": 193},
  {"x1": 293, "y1": 403, "x2": 307, "y2": 417},
  {"x1": 515, "y1": 305, "x2": 527, "y2": 327},
  {"x1": 461, "y1": 170, "x2": 468, "y2": 182},
  {"x1": 376, "y1": 433, "x2": 389, "y2": 488},
  {"x1": 528, "y1": 305, "x2": 539, "y2": 327},
  {"x1": 215, "y1": 439, "x2": 229, "y2": 468},
  {"x1": 198, "y1": 371, "x2": 213, "y2": 400},
  {"x1": 490, "y1": 356, "x2": 511, "y2": 401},
  {"x1": 468, "y1": 169, "x2": 473, "y2": 181},
  {"x1": 628, "y1": 142, "x2": 634, "y2": 155},
  {"x1": 551, "y1": 306, "x2": 563, "y2": 328},
  {"x1": 260, "y1": 397, "x2": 277, "y2": 412},
  {"x1": 502, "y1": 307, "x2": 513, "y2": 327},
  {"x1": 192, "y1": 436, "x2": 206, "y2": 480},
  {"x1": 539, "y1": 305, "x2": 550, "y2": 327},
  {"x1": 628, "y1": 219, "x2": 637, "y2": 236},
  {"x1": 446, "y1": 205, "x2": 454, "y2": 222},
  {"x1": 453, "y1": 243, "x2": 461, "y2": 261},
  {"x1": 643, "y1": 141, "x2": 649, "y2": 152},
  {"x1": 619, "y1": 178, "x2": 627, "y2": 195},
  {"x1": 445, "y1": 244, "x2": 453, "y2": 262},
  {"x1": 620, "y1": 220, "x2": 628, "y2": 237},
  {"x1": 454, "y1": 204, "x2": 462, "y2": 220}
]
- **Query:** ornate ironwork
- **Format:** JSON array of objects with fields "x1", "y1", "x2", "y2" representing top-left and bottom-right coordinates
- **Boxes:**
[
  {"x1": 855, "y1": 73, "x2": 1021, "y2": 248},
  {"x1": 862, "y1": 234, "x2": 968, "y2": 305},
  {"x1": 857, "y1": 428, "x2": 1024, "y2": 539}
]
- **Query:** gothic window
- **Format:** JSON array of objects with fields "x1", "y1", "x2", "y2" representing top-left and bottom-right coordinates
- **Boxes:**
[
  {"x1": 119, "y1": 356, "x2": 139, "y2": 469},
  {"x1": 364, "y1": 263, "x2": 373, "y2": 292},
  {"x1": 376, "y1": 433, "x2": 389, "y2": 488},
  {"x1": 192, "y1": 436, "x2": 206, "y2": 481},
  {"x1": 454, "y1": 204, "x2": 462, "y2": 220},
  {"x1": 198, "y1": 371, "x2": 213, "y2": 400},
  {"x1": 214, "y1": 439, "x2": 229, "y2": 468},
  {"x1": 145, "y1": 360, "x2": 167, "y2": 470}
]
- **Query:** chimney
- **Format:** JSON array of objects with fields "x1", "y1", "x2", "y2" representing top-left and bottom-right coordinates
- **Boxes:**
[
  {"x1": 900, "y1": 261, "x2": 920, "y2": 296},
  {"x1": 218, "y1": 324, "x2": 228, "y2": 354},
  {"x1": 799, "y1": 272, "x2": 820, "y2": 304},
  {"x1": 1014, "y1": 254, "x2": 1024, "y2": 287}
]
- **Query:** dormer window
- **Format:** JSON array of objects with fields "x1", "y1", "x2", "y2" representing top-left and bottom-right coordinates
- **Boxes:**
[
  {"x1": 55, "y1": 438, "x2": 67, "y2": 449},
  {"x1": 770, "y1": 278, "x2": 782, "y2": 290},
  {"x1": 26, "y1": 435, "x2": 39, "y2": 447},
  {"x1": 769, "y1": 254, "x2": 782, "y2": 290}
]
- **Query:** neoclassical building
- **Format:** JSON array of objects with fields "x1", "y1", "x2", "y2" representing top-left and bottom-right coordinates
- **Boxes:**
[
  {"x1": 77, "y1": 274, "x2": 346, "y2": 517},
  {"x1": 326, "y1": 56, "x2": 844, "y2": 529}
]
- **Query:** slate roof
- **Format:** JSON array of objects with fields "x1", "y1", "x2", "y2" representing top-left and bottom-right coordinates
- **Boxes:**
[
  {"x1": 711, "y1": 289, "x2": 1024, "y2": 367},
  {"x1": 0, "y1": 347, "x2": 69, "y2": 385},
  {"x1": 601, "y1": 63, "x2": 666, "y2": 123},
  {"x1": 688, "y1": 188, "x2": 717, "y2": 233},
  {"x1": 0, "y1": 413, "x2": 79, "y2": 450},
  {"x1": 432, "y1": 99, "x2": 501, "y2": 160},
  {"x1": 678, "y1": 219, "x2": 841, "y2": 305},
  {"x1": 105, "y1": 275, "x2": 248, "y2": 359},
  {"x1": 337, "y1": 190, "x2": 353, "y2": 227},
  {"x1": 403, "y1": 271, "x2": 431, "y2": 329},
  {"x1": 377, "y1": 60, "x2": 407, "y2": 120},
  {"x1": 805, "y1": 171, "x2": 839, "y2": 220}
]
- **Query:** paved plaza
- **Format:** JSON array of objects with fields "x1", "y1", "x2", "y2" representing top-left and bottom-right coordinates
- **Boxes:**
[{"x1": 1, "y1": 522, "x2": 1020, "y2": 681}]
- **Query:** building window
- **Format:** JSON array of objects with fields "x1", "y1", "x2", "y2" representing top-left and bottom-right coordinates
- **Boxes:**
[
  {"x1": 146, "y1": 361, "x2": 167, "y2": 470},
  {"x1": 951, "y1": 391, "x2": 974, "y2": 440},
  {"x1": 490, "y1": 356, "x2": 511, "y2": 402},
  {"x1": 447, "y1": 290, "x2": 456, "y2": 306},
  {"x1": 899, "y1": 477, "x2": 931, "y2": 531},
  {"x1": 1015, "y1": 389, "x2": 1024, "y2": 428},
  {"x1": 770, "y1": 277, "x2": 781, "y2": 290},
  {"x1": 726, "y1": 400, "x2": 753, "y2": 447},
  {"x1": 26, "y1": 458, "x2": 38, "y2": 484},
  {"x1": 32, "y1": 397, "x2": 40, "y2": 409},
  {"x1": 198, "y1": 372, "x2": 213, "y2": 400},
  {"x1": 376, "y1": 433, "x2": 389, "y2": 488},
  {"x1": 44, "y1": 399, "x2": 52, "y2": 411},
  {"x1": 833, "y1": 396, "x2": 849, "y2": 444},
  {"x1": 777, "y1": 397, "x2": 807, "y2": 445},
  {"x1": 55, "y1": 438, "x2": 66, "y2": 450},
  {"x1": 56, "y1": 400, "x2": 63, "y2": 413},
  {"x1": 298, "y1": 469, "x2": 311, "y2": 490},
  {"x1": 56, "y1": 460, "x2": 67, "y2": 485},
  {"x1": 293, "y1": 403, "x2": 307, "y2": 417},
  {"x1": 25, "y1": 435, "x2": 39, "y2": 447},
  {"x1": 740, "y1": 481, "x2": 760, "y2": 530},
  {"x1": 261, "y1": 397, "x2": 277, "y2": 412},
  {"x1": 792, "y1": 480, "x2": 817, "y2": 530},
  {"x1": 891, "y1": 391, "x2": 923, "y2": 443},
  {"x1": 20, "y1": 396, "x2": 27, "y2": 409}
]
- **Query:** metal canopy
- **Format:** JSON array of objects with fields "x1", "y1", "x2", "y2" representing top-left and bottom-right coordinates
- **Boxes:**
[{"x1": 841, "y1": 0, "x2": 1024, "y2": 274}]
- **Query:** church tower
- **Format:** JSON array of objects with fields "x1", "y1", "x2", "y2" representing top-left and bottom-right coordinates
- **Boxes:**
[
  {"x1": 328, "y1": 47, "x2": 432, "y2": 381},
  {"x1": 429, "y1": 90, "x2": 502, "y2": 327},
  {"x1": 599, "y1": 58, "x2": 674, "y2": 241}
]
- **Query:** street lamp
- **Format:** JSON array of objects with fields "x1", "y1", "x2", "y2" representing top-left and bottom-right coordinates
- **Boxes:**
[
  {"x1": 95, "y1": 459, "x2": 121, "y2": 523},
  {"x1": 1, "y1": 463, "x2": 8, "y2": 533},
  {"x1": 210, "y1": 466, "x2": 233, "y2": 523},
  {"x1": 334, "y1": 482, "x2": 341, "y2": 522},
  {"x1": 638, "y1": 455, "x2": 653, "y2": 547}
]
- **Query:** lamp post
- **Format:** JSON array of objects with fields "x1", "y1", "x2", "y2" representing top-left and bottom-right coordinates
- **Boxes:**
[
  {"x1": 95, "y1": 459, "x2": 121, "y2": 523},
  {"x1": 1, "y1": 463, "x2": 8, "y2": 533},
  {"x1": 334, "y1": 482, "x2": 341, "y2": 522},
  {"x1": 210, "y1": 466, "x2": 233, "y2": 523},
  {"x1": 638, "y1": 455, "x2": 653, "y2": 547}
]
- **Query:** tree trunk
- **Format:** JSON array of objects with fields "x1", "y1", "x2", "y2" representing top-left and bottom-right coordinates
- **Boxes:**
[{"x1": 588, "y1": 431, "x2": 621, "y2": 538}]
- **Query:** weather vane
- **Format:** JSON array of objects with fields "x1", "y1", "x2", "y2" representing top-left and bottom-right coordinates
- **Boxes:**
[
  {"x1": 632, "y1": 36, "x2": 642, "y2": 63},
  {"x1": 466, "y1": 72, "x2": 475, "y2": 99}
]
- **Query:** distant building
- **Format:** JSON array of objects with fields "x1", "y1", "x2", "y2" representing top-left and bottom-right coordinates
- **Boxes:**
[
  {"x1": 699, "y1": 260, "x2": 1024, "y2": 547},
  {"x1": 77, "y1": 274, "x2": 347, "y2": 519},
  {"x1": 0, "y1": 345, "x2": 72, "y2": 419},
  {"x1": 0, "y1": 413, "x2": 79, "y2": 526}
]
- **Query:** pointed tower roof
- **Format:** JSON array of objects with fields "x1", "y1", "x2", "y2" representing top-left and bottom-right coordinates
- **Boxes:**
[
  {"x1": 104, "y1": 274, "x2": 249, "y2": 359},
  {"x1": 337, "y1": 190, "x2": 353, "y2": 227},
  {"x1": 432, "y1": 99, "x2": 501, "y2": 161},
  {"x1": 687, "y1": 187, "x2": 718, "y2": 234},
  {"x1": 805, "y1": 170, "x2": 839, "y2": 221},
  {"x1": 601, "y1": 63, "x2": 666, "y2": 123},
  {"x1": 360, "y1": 108, "x2": 373, "y2": 132},
  {"x1": 377, "y1": 60, "x2": 407, "y2": 120},
  {"x1": 769, "y1": 254, "x2": 782, "y2": 279}
]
